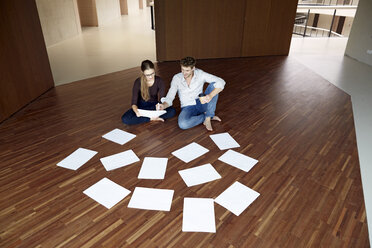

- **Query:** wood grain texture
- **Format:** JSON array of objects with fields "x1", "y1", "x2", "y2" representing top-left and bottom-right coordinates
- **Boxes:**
[
  {"x1": 155, "y1": 0, "x2": 183, "y2": 61},
  {"x1": 241, "y1": 0, "x2": 298, "y2": 56},
  {"x1": 155, "y1": 0, "x2": 298, "y2": 61},
  {"x1": 155, "y1": 0, "x2": 246, "y2": 61},
  {"x1": 0, "y1": 57, "x2": 369, "y2": 247},
  {"x1": 0, "y1": 1, "x2": 54, "y2": 123}
]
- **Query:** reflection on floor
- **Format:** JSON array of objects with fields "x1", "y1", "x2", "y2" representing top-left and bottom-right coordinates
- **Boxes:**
[
  {"x1": 46, "y1": 10, "x2": 372, "y2": 242},
  {"x1": 0, "y1": 56, "x2": 369, "y2": 246},
  {"x1": 290, "y1": 37, "x2": 372, "y2": 243}
]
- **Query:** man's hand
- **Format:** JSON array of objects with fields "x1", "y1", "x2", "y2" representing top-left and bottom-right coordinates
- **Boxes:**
[
  {"x1": 156, "y1": 103, "x2": 164, "y2": 110},
  {"x1": 157, "y1": 102, "x2": 169, "y2": 110},
  {"x1": 199, "y1": 95, "x2": 211, "y2": 104}
]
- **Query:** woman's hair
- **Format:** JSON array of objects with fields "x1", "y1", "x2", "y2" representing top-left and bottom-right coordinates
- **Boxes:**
[{"x1": 140, "y1": 60, "x2": 154, "y2": 101}]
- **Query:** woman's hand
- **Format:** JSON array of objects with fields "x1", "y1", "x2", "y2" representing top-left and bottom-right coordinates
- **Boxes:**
[{"x1": 132, "y1": 105, "x2": 141, "y2": 117}]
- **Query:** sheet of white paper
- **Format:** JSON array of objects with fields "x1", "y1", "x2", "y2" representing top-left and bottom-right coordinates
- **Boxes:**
[
  {"x1": 102, "y1": 128, "x2": 136, "y2": 145},
  {"x1": 209, "y1": 132, "x2": 240, "y2": 150},
  {"x1": 100, "y1": 149, "x2": 139, "y2": 171},
  {"x1": 179, "y1": 164, "x2": 221, "y2": 187},
  {"x1": 138, "y1": 109, "x2": 166, "y2": 118},
  {"x1": 182, "y1": 198, "x2": 216, "y2": 233},
  {"x1": 128, "y1": 187, "x2": 174, "y2": 211},
  {"x1": 218, "y1": 149, "x2": 258, "y2": 172},
  {"x1": 83, "y1": 178, "x2": 131, "y2": 209},
  {"x1": 215, "y1": 181, "x2": 260, "y2": 216},
  {"x1": 138, "y1": 157, "x2": 168, "y2": 179},
  {"x1": 57, "y1": 148, "x2": 97, "y2": 170},
  {"x1": 172, "y1": 142, "x2": 209, "y2": 163}
]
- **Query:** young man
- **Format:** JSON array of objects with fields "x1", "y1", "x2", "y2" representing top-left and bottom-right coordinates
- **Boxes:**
[{"x1": 157, "y1": 57, "x2": 226, "y2": 131}]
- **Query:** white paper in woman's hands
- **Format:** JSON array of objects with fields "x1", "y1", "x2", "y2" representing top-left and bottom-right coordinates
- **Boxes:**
[{"x1": 138, "y1": 109, "x2": 166, "y2": 118}]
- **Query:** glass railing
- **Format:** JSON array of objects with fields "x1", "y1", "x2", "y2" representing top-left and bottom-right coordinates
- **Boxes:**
[
  {"x1": 293, "y1": 24, "x2": 343, "y2": 37},
  {"x1": 298, "y1": 0, "x2": 358, "y2": 6},
  {"x1": 293, "y1": 3, "x2": 357, "y2": 37}
]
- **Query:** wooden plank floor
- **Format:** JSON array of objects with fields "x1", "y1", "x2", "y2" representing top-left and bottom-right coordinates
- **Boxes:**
[{"x1": 0, "y1": 56, "x2": 369, "y2": 247}]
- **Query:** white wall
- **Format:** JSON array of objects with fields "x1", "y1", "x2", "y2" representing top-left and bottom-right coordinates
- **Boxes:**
[
  {"x1": 36, "y1": 0, "x2": 81, "y2": 47},
  {"x1": 345, "y1": 0, "x2": 372, "y2": 66},
  {"x1": 96, "y1": 0, "x2": 121, "y2": 25},
  {"x1": 127, "y1": 0, "x2": 139, "y2": 15},
  {"x1": 341, "y1": 16, "x2": 354, "y2": 36},
  {"x1": 316, "y1": 14, "x2": 333, "y2": 30}
]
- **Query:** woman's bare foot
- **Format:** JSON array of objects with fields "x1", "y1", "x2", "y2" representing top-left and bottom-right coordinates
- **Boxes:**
[
  {"x1": 203, "y1": 117, "x2": 213, "y2": 131},
  {"x1": 150, "y1": 117, "x2": 164, "y2": 122},
  {"x1": 212, "y1": 116, "x2": 221, "y2": 122}
]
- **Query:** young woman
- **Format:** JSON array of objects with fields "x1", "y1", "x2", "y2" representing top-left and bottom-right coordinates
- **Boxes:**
[{"x1": 121, "y1": 60, "x2": 176, "y2": 125}]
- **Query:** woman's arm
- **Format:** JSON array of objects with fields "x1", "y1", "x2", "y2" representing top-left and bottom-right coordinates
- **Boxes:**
[
  {"x1": 131, "y1": 104, "x2": 141, "y2": 117},
  {"x1": 131, "y1": 79, "x2": 141, "y2": 106},
  {"x1": 131, "y1": 79, "x2": 142, "y2": 116}
]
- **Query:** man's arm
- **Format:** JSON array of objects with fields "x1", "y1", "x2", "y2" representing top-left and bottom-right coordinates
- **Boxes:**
[
  {"x1": 200, "y1": 87, "x2": 222, "y2": 104},
  {"x1": 202, "y1": 70, "x2": 226, "y2": 90},
  {"x1": 199, "y1": 70, "x2": 226, "y2": 104},
  {"x1": 158, "y1": 75, "x2": 178, "y2": 109}
]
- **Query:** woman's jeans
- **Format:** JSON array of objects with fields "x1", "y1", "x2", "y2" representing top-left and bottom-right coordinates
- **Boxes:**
[
  {"x1": 122, "y1": 100, "x2": 176, "y2": 125},
  {"x1": 178, "y1": 83, "x2": 219, "y2": 130}
]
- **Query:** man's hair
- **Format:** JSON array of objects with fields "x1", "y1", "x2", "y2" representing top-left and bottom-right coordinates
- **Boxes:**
[{"x1": 180, "y1": 57, "x2": 196, "y2": 68}]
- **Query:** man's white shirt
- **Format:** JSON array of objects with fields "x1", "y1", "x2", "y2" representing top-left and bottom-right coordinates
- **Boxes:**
[{"x1": 161, "y1": 68, "x2": 226, "y2": 108}]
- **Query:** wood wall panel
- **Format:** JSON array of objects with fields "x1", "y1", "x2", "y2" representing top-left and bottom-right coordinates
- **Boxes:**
[
  {"x1": 241, "y1": 0, "x2": 272, "y2": 56},
  {"x1": 155, "y1": 0, "x2": 183, "y2": 61},
  {"x1": 155, "y1": 0, "x2": 298, "y2": 61},
  {"x1": 264, "y1": 0, "x2": 298, "y2": 55},
  {"x1": 0, "y1": 1, "x2": 54, "y2": 123},
  {"x1": 181, "y1": 0, "x2": 246, "y2": 59}
]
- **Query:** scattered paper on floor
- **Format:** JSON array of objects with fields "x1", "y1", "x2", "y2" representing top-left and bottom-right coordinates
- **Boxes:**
[
  {"x1": 179, "y1": 163, "x2": 221, "y2": 187},
  {"x1": 57, "y1": 147, "x2": 97, "y2": 170},
  {"x1": 128, "y1": 187, "x2": 174, "y2": 211},
  {"x1": 100, "y1": 149, "x2": 139, "y2": 171},
  {"x1": 172, "y1": 142, "x2": 209, "y2": 163},
  {"x1": 102, "y1": 128, "x2": 136, "y2": 145},
  {"x1": 215, "y1": 181, "x2": 260, "y2": 216},
  {"x1": 83, "y1": 177, "x2": 131, "y2": 209},
  {"x1": 209, "y1": 132, "x2": 240, "y2": 150},
  {"x1": 182, "y1": 198, "x2": 216, "y2": 233},
  {"x1": 138, "y1": 157, "x2": 168, "y2": 179},
  {"x1": 218, "y1": 149, "x2": 258, "y2": 172}
]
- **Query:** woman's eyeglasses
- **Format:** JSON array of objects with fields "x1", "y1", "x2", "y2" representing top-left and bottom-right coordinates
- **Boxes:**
[{"x1": 144, "y1": 72, "x2": 155, "y2": 77}]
